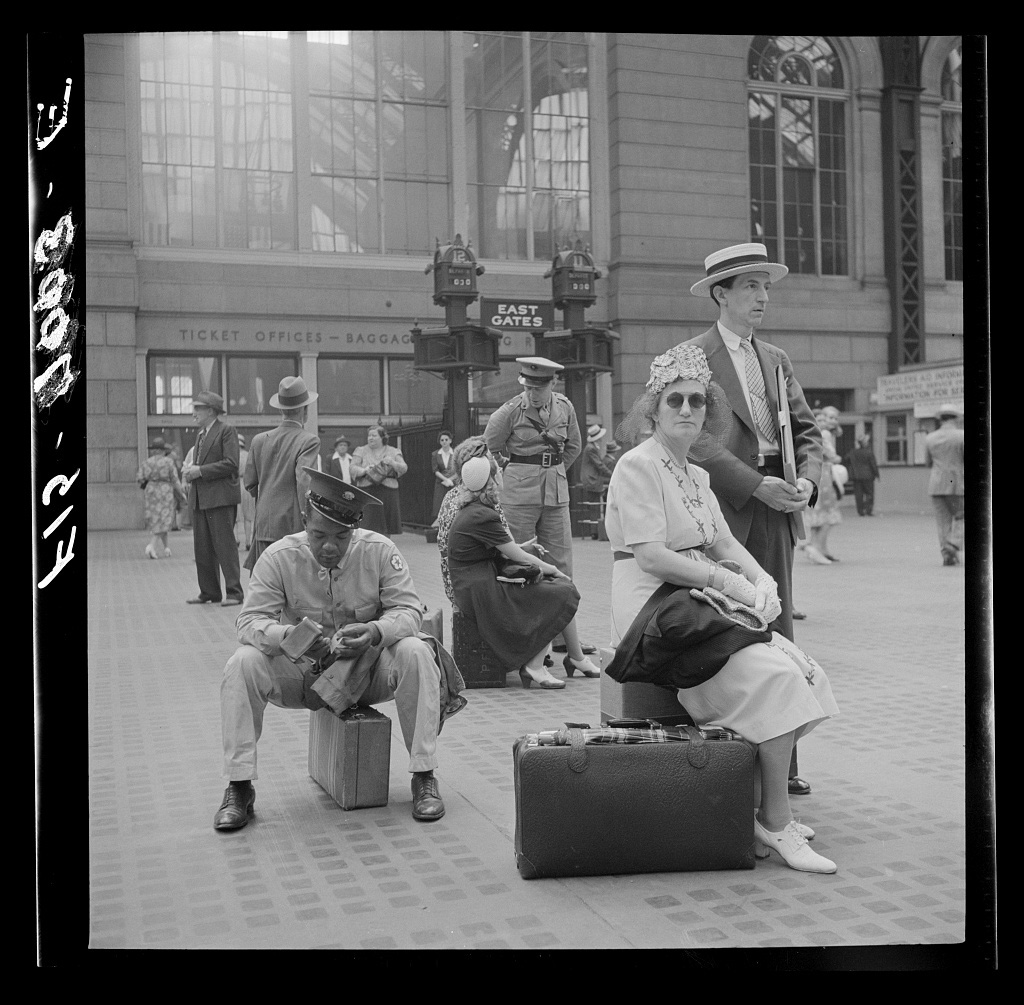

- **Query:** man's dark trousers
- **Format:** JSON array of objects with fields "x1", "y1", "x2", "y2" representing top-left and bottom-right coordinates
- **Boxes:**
[
  {"x1": 853, "y1": 480, "x2": 874, "y2": 515},
  {"x1": 193, "y1": 504, "x2": 243, "y2": 602}
]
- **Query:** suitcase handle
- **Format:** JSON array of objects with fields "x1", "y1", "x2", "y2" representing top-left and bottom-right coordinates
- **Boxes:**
[{"x1": 604, "y1": 717, "x2": 662, "y2": 729}]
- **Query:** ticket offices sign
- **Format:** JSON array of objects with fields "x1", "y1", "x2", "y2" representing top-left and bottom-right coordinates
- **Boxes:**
[{"x1": 136, "y1": 315, "x2": 535, "y2": 355}]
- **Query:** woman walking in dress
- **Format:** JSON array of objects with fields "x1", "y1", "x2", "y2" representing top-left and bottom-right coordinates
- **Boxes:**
[{"x1": 137, "y1": 437, "x2": 184, "y2": 559}]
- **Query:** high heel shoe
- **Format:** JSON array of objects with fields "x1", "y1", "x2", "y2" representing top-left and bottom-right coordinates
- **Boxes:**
[
  {"x1": 805, "y1": 546, "x2": 832, "y2": 565},
  {"x1": 145, "y1": 544, "x2": 158, "y2": 559},
  {"x1": 563, "y1": 654, "x2": 600, "y2": 678},
  {"x1": 518, "y1": 666, "x2": 566, "y2": 689},
  {"x1": 753, "y1": 817, "x2": 836, "y2": 874}
]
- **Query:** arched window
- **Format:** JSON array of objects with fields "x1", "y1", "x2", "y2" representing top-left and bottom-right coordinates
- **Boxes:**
[
  {"x1": 941, "y1": 39, "x2": 963, "y2": 281},
  {"x1": 748, "y1": 36, "x2": 849, "y2": 275}
]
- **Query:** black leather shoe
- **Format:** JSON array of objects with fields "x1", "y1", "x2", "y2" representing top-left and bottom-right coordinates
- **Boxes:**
[
  {"x1": 213, "y1": 782, "x2": 255, "y2": 830},
  {"x1": 792, "y1": 610, "x2": 807, "y2": 620},
  {"x1": 220, "y1": 597, "x2": 243, "y2": 606},
  {"x1": 187, "y1": 596, "x2": 218, "y2": 604},
  {"x1": 788, "y1": 776, "x2": 812, "y2": 796},
  {"x1": 411, "y1": 772, "x2": 445, "y2": 822}
]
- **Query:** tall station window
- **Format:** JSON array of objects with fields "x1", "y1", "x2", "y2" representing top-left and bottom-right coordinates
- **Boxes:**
[
  {"x1": 308, "y1": 30, "x2": 450, "y2": 254},
  {"x1": 465, "y1": 32, "x2": 591, "y2": 260},
  {"x1": 141, "y1": 32, "x2": 296, "y2": 250},
  {"x1": 748, "y1": 36, "x2": 849, "y2": 276},
  {"x1": 885, "y1": 412, "x2": 909, "y2": 464},
  {"x1": 941, "y1": 39, "x2": 963, "y2": 282},
  {"x1": 387, "y1": 360, "x2": 446, "y2": 417}
]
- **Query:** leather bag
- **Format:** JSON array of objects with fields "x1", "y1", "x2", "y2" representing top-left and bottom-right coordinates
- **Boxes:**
[
  {"x1": 495, "y1": 558, "x2": 541, "y2": 584},
  {"x1": 606, "y1": 580, "x2": 772, "y2": 690},
  {"x1": 513, "y1": 722, "x2": 755, "y2": 878}
]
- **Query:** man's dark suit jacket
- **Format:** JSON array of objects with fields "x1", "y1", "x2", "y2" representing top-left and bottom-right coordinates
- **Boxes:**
[
  {"x1": 188, "y1": 417, "x2": 242, "y2": 511},
  {"x1": 683, "y1": 325, "x2": 822, "y2": 547}
]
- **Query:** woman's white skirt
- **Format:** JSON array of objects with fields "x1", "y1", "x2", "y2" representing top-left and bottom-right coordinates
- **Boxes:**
[{"x1": 611, "y1": 556, "x2": 839, "y2": 744}]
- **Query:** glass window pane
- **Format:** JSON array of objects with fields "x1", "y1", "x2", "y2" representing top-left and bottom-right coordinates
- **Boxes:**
[
  {"x1": 140, "y1": 33, "x2": 164, "y2": 82},
  {"x1": 309, "y1": 95, "x2": 333, "y2": 172},
  {"x1": 167, "y1": 165, "x2": 192, "y2": 246},
  {"x1": 149, "y1": 355, "x2": 221, "y2": 415},
  {"x1": 164, "y1": 83, "x2": 190, "y2": 164},
  {"x1": 227, "y1": 356, "x2": 298, "y2": 414},
  {"x1": 221, "y1": 88, "x2": 245, "y2": 169},
  {"x1": 142, "y1": 164, "x2": 168, "y2": 245},
  {"x1": 223, "y1": 168, "x2": 247, "y2": 248},
  {"x1": 388, "y1": 359, "x2": 446, "y2": 417},
  {"x1": 141, "y1": 81, "x2": 166, "y2": 163},
  {"x1": 316, "y1": 358, "x2": 383, "y2": 414},
  {"x1": 191, "y1": 85, "x2": 215, "y2": 166},
  {"x1": 192, "y1": 167, "x2": 217, "y2": 246},
  {"x1": 244, "y1": 90, "x2": 271, "y2": 170},
  {"x1": 163, "y1": 32, "x2": 189, "y2": 84},
  {"x1": 247, "y1": 171, "x2": 271, "y2": 249}
]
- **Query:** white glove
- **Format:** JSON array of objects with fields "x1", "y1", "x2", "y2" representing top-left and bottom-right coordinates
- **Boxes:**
[
  {"x1": 720, "y1": 571, "x2": 757, "y2": 606},
  {"x1": 754, "y1": 572, "x2": 782, "y2": 623}
]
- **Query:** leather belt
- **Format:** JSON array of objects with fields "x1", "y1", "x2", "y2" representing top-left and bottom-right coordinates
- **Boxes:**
[
  {"x1": 509, "y1": 452, "x2": 562, "y2": 468},
  {"x1": 613, "y1": 546, "x2": 705, "y2": 562},
  {"x1": 757, "y1": 452, "x2": 783, "y2": 473}
]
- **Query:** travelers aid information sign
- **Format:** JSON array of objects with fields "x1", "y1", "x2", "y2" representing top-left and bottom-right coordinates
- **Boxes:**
[{"x1": 480, "y1": 298, "x2": 554, "y2": 332}]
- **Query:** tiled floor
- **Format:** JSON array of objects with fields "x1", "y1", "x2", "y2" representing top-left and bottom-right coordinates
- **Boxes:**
[{"x1": 87, "y1": 509, "x2": 974, "y2": 952}]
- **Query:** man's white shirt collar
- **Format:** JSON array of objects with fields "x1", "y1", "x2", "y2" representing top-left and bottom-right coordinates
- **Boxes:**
[{"x1": 717, "y1": 320, "x2": 753, "y2": 350}]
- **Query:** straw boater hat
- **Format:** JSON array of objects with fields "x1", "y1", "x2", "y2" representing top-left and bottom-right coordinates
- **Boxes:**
[
  {"x1": 936, "y1": 402, "x2": 964, "y2": 419},
  {"x1": 689, "y1": 242, "x2": 789, "y2": 297},
  {"x1": 516, "y1": 356, "x2": 563, "y2": 387},
  {"x1": 191, "y1": 390, "x2": 225, "y2": 413},
  {"x1": 301, "y1": 467, "x2": 381, "y2": 527},
  {"x1": 270, "y1": 375, "x2": 318, "y2": 410},
  {"x1": 586, "y1": 424, "x2": 607, "y2": 443}
]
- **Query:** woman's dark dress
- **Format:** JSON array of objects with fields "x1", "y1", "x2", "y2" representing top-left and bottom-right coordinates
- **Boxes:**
[{"x1": 447, "y1": 501, "x2": 580, "y2": 672}]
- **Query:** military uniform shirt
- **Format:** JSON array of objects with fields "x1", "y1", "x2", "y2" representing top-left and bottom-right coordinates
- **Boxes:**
[
  {"x1": 237, "y1": 529, "x2": 423, "y2": 655},
  {"x1": 483, "y1": 390, "x2": 582, "y2": 507}
]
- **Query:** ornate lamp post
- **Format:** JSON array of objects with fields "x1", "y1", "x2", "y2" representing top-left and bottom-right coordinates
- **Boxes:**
[{"x1": 412, "y1": 235, "x2": 501, "y2": 444}]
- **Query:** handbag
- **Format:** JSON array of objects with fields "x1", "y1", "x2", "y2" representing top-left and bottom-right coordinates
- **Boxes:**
[
  {"x1": 495, "y1": 558, "x2": 541, "y2": 584},
  {"x1": 605, "y1": 574, "x2": 773, "y2": 690}
]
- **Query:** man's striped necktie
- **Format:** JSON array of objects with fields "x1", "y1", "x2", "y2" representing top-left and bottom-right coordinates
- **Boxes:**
[{"x1": 740, "y1": 339, "x2": 778, "y2": 446}]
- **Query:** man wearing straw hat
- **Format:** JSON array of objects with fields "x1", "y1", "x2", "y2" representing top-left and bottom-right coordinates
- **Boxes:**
[
  {"x1": 243, "y1": 376, "x2": 323, "y2": 571},
  {"x1": 924, "y1": 403, "x2": 965, "y2": 566},
  {"x1": 184, "y1": 390, "x2": 244, "y2": 606},
  {"x1": 683, "y1": 242, "x2": 822, "y2": 795}
]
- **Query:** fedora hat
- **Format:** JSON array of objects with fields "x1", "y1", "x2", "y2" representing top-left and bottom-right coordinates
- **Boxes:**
[
  {"x1": 302, "y1": 467, "x2": 381, "y2": 527},
  {"x1": 689, "y1": 242, "x2": 789, "y2": 297},
  {"x1": 270, "y1": 375, "x2": 318, "y2": 410},
  {"x1": 936, "y1": 402, "x2": 964, "y2": 419},
  {"x1": 586, "y1": 424, "x2": 607, "y2": 443},
  {"x1": 191, "y1": 390, "x2": 225, "y2": 413},
  {"x1": 516, "y1": 356, "x2": 563, "y2": 387}
]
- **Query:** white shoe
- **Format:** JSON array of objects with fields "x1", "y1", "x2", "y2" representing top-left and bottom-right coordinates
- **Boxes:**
[
  {"x1": 163, "y1": 548, "x2": 172, "y2": 558},
  {"x1": 753, "y1": 815, "x2": 814, "y2": 857},
  {"x1": 564, "y1": 655, "x2": 601, "y2": 678},
  {"x1": 145, "y1": 544, "x2": 158, "y2": 559},
  {"x1": 753, "y1": 818, "x2": 836, "y2": 874},
  {"x1": 805, "y1": 546, "x2": 832, "y2": 566}
]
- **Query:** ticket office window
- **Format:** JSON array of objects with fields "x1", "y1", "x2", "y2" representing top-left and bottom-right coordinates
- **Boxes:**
[
  {"x1": 885, "y1": 412, "x2": 909, "y2": 464},
  {"x1": 316, "y1": 357, "x2": 384, "y2": 415},
  {"x1": 227, "y1": 355, "x2": 299, "y2": 414},
  {"x1": 149, "y1": 355, "x2": 223, "y2": 415}
]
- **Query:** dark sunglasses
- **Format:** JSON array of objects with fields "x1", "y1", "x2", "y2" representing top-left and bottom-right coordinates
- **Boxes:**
[{"x1": 665, "y1": 391, "x2": 707, "y2": 410}]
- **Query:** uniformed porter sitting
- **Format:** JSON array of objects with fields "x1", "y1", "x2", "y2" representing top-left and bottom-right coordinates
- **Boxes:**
[{"x1": 214, "y1": 468, "x2": 448, "y2": 830}]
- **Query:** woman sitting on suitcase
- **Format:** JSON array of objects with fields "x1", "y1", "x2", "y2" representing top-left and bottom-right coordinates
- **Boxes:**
[
  {"x1": 445, "y1": 439, "x2": 602, "y2": 689},
  {"x1": 606, "y1": 344, "x2": 840, "y2": 874}
]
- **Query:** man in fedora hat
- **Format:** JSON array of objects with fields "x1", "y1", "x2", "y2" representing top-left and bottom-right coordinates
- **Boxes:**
[
  {"x1": 243, "y1": 375, "x2": 323, "y2": 571},
  {"x1": 484, "y1": 357, "x2": 595, "y2": 656},
  {"x1": 682, "y1": 242, "x2": 822, "y2": 795},
  {"x1": 184, "y1": 390, "x2": 245, "y2": 606},
  {"x1": 214, "y1": 469, "x2": 456, "y2": 830},
  {"x1": 925, "y1": 403, "x2": 965, "y2": 565}
]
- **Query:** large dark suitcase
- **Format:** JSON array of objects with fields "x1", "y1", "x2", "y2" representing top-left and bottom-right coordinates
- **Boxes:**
[
  {"x1": 513, "y1": 722, "x2": 755, "y2": 879},
  {"x1": 452, "y1": 608, "x2": 506, "y2": 688}
]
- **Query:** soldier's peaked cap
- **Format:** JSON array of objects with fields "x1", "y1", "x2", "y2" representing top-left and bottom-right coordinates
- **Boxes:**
[
  {"x1": 516, "y1": 356, "x2": 563, "y2": 385},
  {"x1": 302, "y1": 467, "x2": 382, "y2": 527}
]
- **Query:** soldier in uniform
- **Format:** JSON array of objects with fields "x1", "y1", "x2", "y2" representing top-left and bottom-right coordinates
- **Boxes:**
[{"x1": 483, "y1": 357, "x2": 595, "y2": 655}]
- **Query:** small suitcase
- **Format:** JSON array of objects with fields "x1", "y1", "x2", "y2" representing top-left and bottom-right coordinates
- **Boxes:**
[
  {"x1": 308, "y1": 705, "x2": 392, "y2": 810},
  {"x1": 452, "y1": 608, "x2": 506, "y2": 688},
  {"x1": 513, "y1": 722, "x2": 755, "y2": 879},
  {"x1": 598, "y1": 647, "x2": 695, "y2": 728}
]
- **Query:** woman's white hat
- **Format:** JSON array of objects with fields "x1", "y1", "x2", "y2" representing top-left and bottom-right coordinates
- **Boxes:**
[
  {"x1": 689, "y1": 242, "x2": 789, "y2": 297},
  {"x1": 461, "y1": 456, "x2": 491, "y2": 491}
]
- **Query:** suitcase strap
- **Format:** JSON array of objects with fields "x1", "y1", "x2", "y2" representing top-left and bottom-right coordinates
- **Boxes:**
[{"x1": 529, "y1": 724, "x2": 715, "y2": 770}]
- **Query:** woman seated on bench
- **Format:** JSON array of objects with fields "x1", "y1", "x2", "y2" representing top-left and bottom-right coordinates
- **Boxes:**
[
  {"x1": 444, "y1": 438, "x2": 601, "y2": 690},
  {"x1": 606, "y1": 343, "x2": 840, "y2": 874}
]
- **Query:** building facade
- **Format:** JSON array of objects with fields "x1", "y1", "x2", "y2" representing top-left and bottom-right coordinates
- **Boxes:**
[{"x1": 85, "y1": 32, "x2": 966, "y2": 529}]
